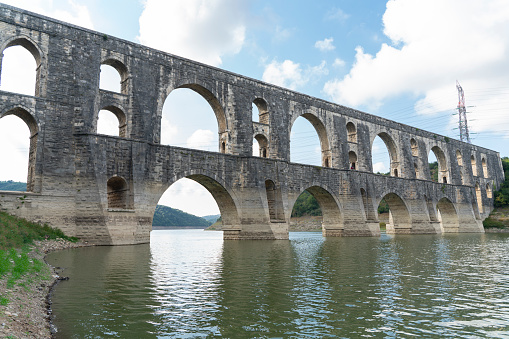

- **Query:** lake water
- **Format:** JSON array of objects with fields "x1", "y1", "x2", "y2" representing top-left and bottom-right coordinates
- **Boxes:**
[{"x1": 46, "y1": 230, "x2": 509, "y2": 338}]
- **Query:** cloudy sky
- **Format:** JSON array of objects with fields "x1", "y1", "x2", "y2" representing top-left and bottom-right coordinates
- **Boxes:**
[{"x1": 1, "y1": 0, "x2": 509, "y2": 216}]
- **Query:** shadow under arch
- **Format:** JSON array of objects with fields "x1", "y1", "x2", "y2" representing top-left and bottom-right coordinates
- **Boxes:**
[
  {"x1": 155, "y1": 172, "x2": 240, "y2": 227},
  {"x1": 291, "y1": 185, "x2": 342, "y2": 231},
  {"x1": 378, "y1": 192, "x2": 411, "y2": 233},
  {"x1": 0, "y1": 106, "x2": 39, "y2": 191},
  {"x1": 290, "y1": 112, "x2": 331, "y2": 167},
  {"x1": 372, "y1": 131, "x2": 399, "y2": 177},
  {"x1": 436, "y1": 197, "x2": 459, "y2": 232}
]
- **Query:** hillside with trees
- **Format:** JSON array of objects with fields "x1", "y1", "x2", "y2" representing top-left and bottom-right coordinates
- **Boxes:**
[
  {"x1": 291, "y1": 190, "x2": 322, "y2": 217},
  {"x1": 0, "y1": 181, "x2": 26, "y2": 191}
]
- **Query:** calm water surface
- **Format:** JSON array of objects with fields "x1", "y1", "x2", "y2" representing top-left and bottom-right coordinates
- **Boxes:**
[{"x1": 46, "y1": 230, "x2": 509, "y2": 338}]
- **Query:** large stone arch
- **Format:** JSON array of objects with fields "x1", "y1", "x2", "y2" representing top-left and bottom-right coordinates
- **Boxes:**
[
  {"x1": 290, "y1": 111, "x2": 332, "y2": 167},
  {"x1": 436, "y1": 197, "x2": 459, "y2": 232},
  {"x1": 289, "y1": 185, "x2": 342, "y2": 233},
  {"x1": 371, "y1": 131, "x2": 400, "y2": 177},
  {"x1": 429, "y1": 145, "x2": 449, "y2": 183},
  {"x1": 377, "y1": 192, "x2": 411, "y2": 233},
  {"x1": 0, "y1": 36, "x2": 44, "y2": 96},
  {"x1": 153, "y1": 171, "x2": 240, "y2": 227},
  {"x1": 158, "y1": 81, "x2": 229, "y2": 151},
  {"x1": 0, "y1": 105, "x2": 39, "y2": 191}
]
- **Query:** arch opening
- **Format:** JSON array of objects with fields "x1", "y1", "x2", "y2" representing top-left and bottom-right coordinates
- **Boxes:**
[
  {"x1": 346, "y1": 122, "x2": 357, "y2": 143},
  {"x1": 372, "y1": 133, "x2": 398, "y2": 176},
  {"x1": 486, "y1": 183, "x2": 493, "y2": 199},
  {"x1": 471, "y1": 155, "x2": 478, "y2": 177},
  {"x1": 154, "y1": 175, "x2": 238, "y2": 228},
  {"x1": 0, "y1": 108, "x2": 39, "y2": 191},
  {"x1": 349, "y1": 151, "x2": 357, "y2": 170},
  {"x1": 429, "y1": 146, "x2": 448, "y2": 183},
  {"x1": 97, "y1": 106, "x2": 127, "y2": 137},
  {"x1": 0, "y1": 44, "x2": 38, "y2": 96},
  {"x1": 410, "y1": 138, "x2": 418, "y2": 157},
  {"x1": 291, "y1": 186, "x2": 341, "y2": 231},
  {"x1": 100, "y1": 59, "x2": 128, "y2": 94},
  {"x1": 482, "y1": 157, "x2": 488, "y2": 178},
  {"x1": 161, "y1": 86, "x2": 227, "y2": 153},
  {"x1": 253, "y1": 98, "x2": 269, "y2": 124},
  {"x1": 436, "y1": 197, "x2": 459, "y2": 232},
  {"x1": 254, "y1": 134, "x2": 269, "y2": 158},
  {"x1": 378, "y1": 193, "x2": 411, "y2": 233},
  {"x1": 290, "y1": 114, "x2": 331, "y2": 167}
]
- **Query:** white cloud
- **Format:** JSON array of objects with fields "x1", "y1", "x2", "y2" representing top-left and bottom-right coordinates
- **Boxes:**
[
  {"x1": 333, "y1": 58, "x2": 346, "y2": 68},
  {"x1": 137, "y1": 0, "x2": 246, "y2": 66},
  {"x1": 315, "y1": 38, "x2": 335, "y2": 52},
  {"x1": 323, "y1": 0, "x2": 509, "y2": 136},
  {"x1": 373, "y1": 162, "x2": 387, "y2": 173},
  {"x1": 186, "y1": 129, "x2": 215, "y2": 151},
  {"x1": 326, "y1": 7, "x2": 350, "y2": 22},
  {"x1": 262, "y1": 60, "x2": 328, "y2": 90},
  {"x1": 1, "y1": 0, "x2": 94, "y2": 29},
  {"x1": 158, "y1": 178, "x2": 219, "y2": 216}
]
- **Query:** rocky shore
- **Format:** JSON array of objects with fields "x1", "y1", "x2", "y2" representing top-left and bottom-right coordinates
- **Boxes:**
[{"x1": 0, "y1": 239, "x2": 90, "y2": 339}]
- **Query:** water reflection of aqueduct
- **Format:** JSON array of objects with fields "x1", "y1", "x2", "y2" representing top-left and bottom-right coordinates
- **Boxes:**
[{"x1": 0, "y1": 4, "x2": 504, "y2": 245}]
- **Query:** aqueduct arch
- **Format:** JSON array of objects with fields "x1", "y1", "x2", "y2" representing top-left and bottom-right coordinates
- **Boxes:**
[
  {"x1": 290, "y1": 112, "x2": 332, "y2": 167},
  {"x1": 436, "y1": 197, "x2": 459, "y2": 232},
  {"x1": 379, "y1": 193, "x2": 411, "y2": 234}
]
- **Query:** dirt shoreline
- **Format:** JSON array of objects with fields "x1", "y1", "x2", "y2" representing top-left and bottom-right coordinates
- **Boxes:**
[{"x1": 0, "y1": 239, "x2": 91, "y2": 338}]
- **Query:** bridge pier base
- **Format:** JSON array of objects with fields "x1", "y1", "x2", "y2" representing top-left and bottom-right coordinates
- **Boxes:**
[{"x1": 223, "y1": 223, "x2": 289, "y2": 240}]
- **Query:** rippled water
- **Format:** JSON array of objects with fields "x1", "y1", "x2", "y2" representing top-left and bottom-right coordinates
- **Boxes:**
[{"x1": 46, "y1": 230, "x2": 509, "y2": 338}]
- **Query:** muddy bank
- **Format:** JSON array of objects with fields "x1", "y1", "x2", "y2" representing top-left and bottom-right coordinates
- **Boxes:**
[{"x1": 0, "y1": 239, "x2": 90, "y2": 339}]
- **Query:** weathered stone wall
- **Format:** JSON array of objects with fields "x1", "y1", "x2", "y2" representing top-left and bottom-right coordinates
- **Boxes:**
[{"x1": 0, "y1": 4, "x2": 504, "y2": 244}]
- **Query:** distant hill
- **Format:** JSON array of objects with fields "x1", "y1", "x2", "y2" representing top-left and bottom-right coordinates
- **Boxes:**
[
  {"x1": 202, "y1": 214, "x2": 220, "y2": 224},
  {"x1": 0, "y1": 180, "x2": 26, "y2": 191},
  {"x1": 152, "y1": 205, "x2": 211, "y2": 227}
]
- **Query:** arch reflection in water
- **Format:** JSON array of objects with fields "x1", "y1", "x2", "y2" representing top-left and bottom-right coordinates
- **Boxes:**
[{"x1": 47, "y1": 231, "x2": 509, "y2": 338}]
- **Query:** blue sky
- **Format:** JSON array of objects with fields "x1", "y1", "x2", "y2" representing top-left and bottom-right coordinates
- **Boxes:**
[{"x1": 1, "y1": 0, "x2": 509, "y2": 216}]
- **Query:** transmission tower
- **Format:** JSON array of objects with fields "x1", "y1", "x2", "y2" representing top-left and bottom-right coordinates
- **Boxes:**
[{"x1": 456, "y1": 80, "x2": 471, "y2": 143}]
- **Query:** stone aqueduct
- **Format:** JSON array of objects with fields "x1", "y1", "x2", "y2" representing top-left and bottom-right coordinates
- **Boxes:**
[{"x1": 0, "y1": 5, "x2": 504, "y2": 245}]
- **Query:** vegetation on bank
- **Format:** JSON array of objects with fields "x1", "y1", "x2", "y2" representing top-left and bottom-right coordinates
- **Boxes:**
[
  {"x1": 484, "y1": 157, "x2": 509, "y2": 229},
  {"x1": 291, "y1": 190, "x2": 321, "y2": 217},
  {"x1": 0, "y1": 211, "x2": 77, "y2": 307},
  {"x1": 0, "y1": 180, "x2": 26, "y2": 191}
]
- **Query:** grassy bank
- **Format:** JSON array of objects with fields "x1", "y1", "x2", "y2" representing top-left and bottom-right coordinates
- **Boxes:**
[{"x1": 0, "y1": 212, "x2": 80, "y2": 338}]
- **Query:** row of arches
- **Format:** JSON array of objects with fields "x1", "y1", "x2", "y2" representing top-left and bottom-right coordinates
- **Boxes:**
[{"x1": 0, "y1": 36, "x2": 493, "y2": 193}]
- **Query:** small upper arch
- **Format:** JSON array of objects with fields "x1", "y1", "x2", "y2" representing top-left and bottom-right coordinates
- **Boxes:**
[
  {"x1": 100, "y1": 58, "x2": 129, "y2": 94},
  {"x1": 96, "y1": 105, "x2": 127, "y2": 137},
  {"x1": 346, "y1": 121, "x2": 357, "y2": 143},
  {"x1": 1, "y1": 36, "x2": 43, "y2": 65},
  {"x1": 481, "y1": 157, "x2": 488, "y2": 178},
  {"x1": 410, "y1": 138, "x2": 418, "y2": 156},
  {"x1": 0, "y1": 36, "x2": 44, "y2": 96},
  {"x1": 253, "y1": 97, "x2": 269, "y2": 124},
  {"x1": 0, "y1": 105, "x2": 38, "y2": 137},
  {"x1": 429, "y1": 145, "x2": 449, "y2": 184}
]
